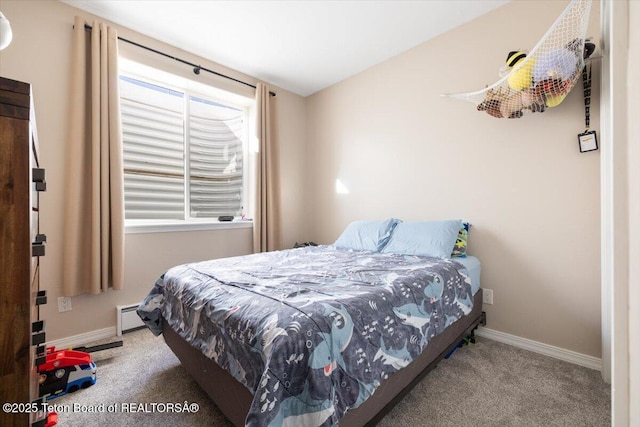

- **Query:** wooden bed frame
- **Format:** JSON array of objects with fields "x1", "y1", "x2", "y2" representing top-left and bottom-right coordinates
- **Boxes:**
[{"x1": 162, "y1": 291, "x2": 485, "y2": 426}]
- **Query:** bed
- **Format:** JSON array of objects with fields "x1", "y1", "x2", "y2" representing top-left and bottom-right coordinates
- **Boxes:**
[{"x1": 137, "y1": 219, "x2": 485, "y2": 426}]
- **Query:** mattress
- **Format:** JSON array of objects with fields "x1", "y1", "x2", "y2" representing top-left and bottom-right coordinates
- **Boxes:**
[
  {"x1": 138, "y1": 246, "x2": 476, "y2": 427},
  {"x1": 453, "y1": 256, "x2": 481, "y2": 294},
  {"x1": 161, "y1": 291, "x2": 485, "y2": 427}
]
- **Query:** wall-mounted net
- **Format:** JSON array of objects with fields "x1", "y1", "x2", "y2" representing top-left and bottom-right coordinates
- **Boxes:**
[{"x1": 445, "y1": 0, "x2": 593, "y2": 119}]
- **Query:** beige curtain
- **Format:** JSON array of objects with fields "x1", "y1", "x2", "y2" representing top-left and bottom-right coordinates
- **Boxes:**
[
  {"x1": 253, "y1": 83, "x2": 281, "y2": 252},
  {"x1": 62, "y1": 17, "x2": 125, "y2": 296}
]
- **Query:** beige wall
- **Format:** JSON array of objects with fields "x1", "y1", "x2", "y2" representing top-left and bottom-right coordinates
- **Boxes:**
[
  {"x1": 0, "y1": 0, "x2": 307, "y2": 340},
  {"x1": 305, "y1": 1, "x2": 602, "y2": 357}
]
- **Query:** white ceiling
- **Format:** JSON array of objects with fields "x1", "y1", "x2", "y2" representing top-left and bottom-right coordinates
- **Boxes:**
[{"x1": 61, "y1": 0, "x2": 509, "y2": 97}]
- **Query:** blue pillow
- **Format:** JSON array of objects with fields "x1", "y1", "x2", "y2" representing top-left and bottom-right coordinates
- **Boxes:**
[
  {"x1": 334, "y1": 218, "x2": 401, "y2": 252},
  {"x1": 382, "y1": 219, "x2": 462, "y2": 258}
]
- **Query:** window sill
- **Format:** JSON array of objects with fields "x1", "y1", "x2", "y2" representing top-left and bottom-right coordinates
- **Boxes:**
[{"x1": 125, "y1": 220, "x2": 253, "y2": 234}]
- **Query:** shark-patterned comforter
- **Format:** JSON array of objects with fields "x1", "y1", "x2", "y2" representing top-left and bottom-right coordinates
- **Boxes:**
[{"x1": 137, "y1": 245, "x2": 473, "y2": 427}]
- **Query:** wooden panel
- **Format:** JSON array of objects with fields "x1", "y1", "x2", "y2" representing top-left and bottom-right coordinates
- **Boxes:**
[
  {"x1": 0, "y1": 115, "x2": 30, "y2": 289},
  {"x1": 0, "y1": 90, "x2": 30, "y2": 109},
  {"x1": 0, "y1": 76, "x2": 41, "y2": 427},
  {"x1": 0, "y1": 103, "x2": 29, "y2": 120},
  {"x1": 0, "y1": 78, "x2": 30, "y2": 120},
  {"x1": 0, "y1": 77, "x2": 30, "y2": 94}
]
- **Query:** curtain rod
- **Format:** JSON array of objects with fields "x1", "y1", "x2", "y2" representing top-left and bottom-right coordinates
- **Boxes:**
[{"x1": 82, "y1": 23, "x2": 276, "y2": 97}]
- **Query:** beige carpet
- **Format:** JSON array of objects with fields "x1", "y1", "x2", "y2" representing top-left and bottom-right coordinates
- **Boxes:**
[{"x1": 53, "y1": 328, "x2": 610, "y2": 426}]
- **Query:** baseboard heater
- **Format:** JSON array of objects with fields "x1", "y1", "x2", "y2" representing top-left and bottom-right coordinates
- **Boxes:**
[{"x1": 116, "y1": 303, "x2": 145, "y2": 336}]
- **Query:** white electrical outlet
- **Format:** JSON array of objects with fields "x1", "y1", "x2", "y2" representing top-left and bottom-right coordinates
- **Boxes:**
[
  {"x1": 58, "y1": 296, "x2": 72, "y2": 312},
  {"x1": 482, "y1": 288, "x2": 494, "y2": 305}
]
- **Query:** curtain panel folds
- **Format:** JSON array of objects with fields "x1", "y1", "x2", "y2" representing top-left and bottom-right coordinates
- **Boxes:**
[
  {"x1": 253, "y1": 83, "x2": 281, "y2": 253},
  {"x1": 62, "y1": 17, "x2": 125, "y2": 296}
]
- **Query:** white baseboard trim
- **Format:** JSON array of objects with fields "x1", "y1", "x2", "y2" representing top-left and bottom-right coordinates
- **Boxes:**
[
  {"x1": 46, "y1": 327, "x2": 117, "y2": 350},
  {"x1": 46, "y1": 326, "x2": 601, "y2": 371},
  {"x1": 475, "y1": 326, "x2": 602, "y2": 371}
]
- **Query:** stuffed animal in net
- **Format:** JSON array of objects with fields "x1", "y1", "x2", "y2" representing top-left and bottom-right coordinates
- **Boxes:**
[
  {"x1": 502, "y1": 51, "x2": 536, "y2": 91},
  {"x1": 478, "y1": 51, "x2": 546, "y2": 118},
  {"x1": 478, "y1": 38, "x2": 596, "y2": 118},
  {"x1": 477, "y1": 86, "x2": 545, "y2": 119},
  {"x1": 445, "y1": 0, "x2": 595, "y2": 118},
  {"x1": 532, "y1": 38, "x2": 596, "y2": 107}
]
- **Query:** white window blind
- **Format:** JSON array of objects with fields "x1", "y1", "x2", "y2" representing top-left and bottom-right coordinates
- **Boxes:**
[
  {"x1": 189, "y1": 96, "x2": 244, "y2": 218},
  {"x1": 119, "y1": 75, "x2": 247, "y2": 222}
]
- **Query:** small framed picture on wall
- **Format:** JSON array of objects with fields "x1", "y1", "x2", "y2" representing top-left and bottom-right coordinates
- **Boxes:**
[{"x1": 578, "y1": 130, "x2": 598, "y2": 152}]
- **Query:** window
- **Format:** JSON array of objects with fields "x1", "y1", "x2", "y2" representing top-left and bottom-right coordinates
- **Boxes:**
[{"x1": 118, "y1": 66, "x2": 253, "y2": 231}]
